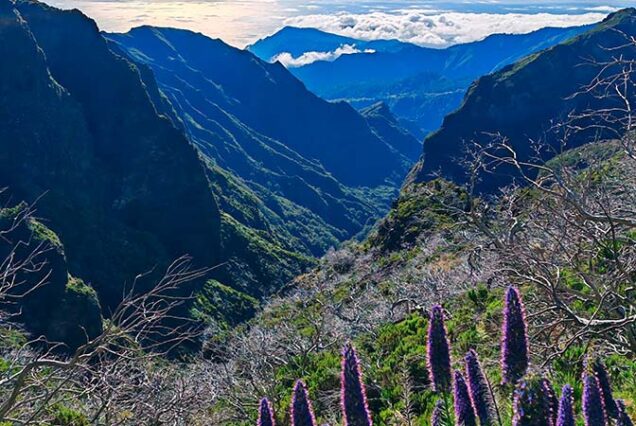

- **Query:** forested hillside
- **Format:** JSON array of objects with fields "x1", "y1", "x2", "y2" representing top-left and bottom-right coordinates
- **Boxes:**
[{"x1": 206, "y1": 138, "x2": 636, "y2": 425}]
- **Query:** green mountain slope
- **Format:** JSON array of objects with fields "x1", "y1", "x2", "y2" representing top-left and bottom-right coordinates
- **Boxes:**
[
  {"x1": 0, "y1": 203, "x2": 102, "y2": 349},
  {"x1": 408, "y1": 8, "x2": 636, "y2": 193},
  {"x1": 106, "y1": 27, "x2": 419, "y2": 256},
  {"x1": 208, "y1": 141, "x2": 636, "y2": 424}
]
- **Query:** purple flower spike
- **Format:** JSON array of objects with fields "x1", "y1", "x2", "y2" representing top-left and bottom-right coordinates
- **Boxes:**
[
  {"x1": 501, "y1": 286, "x2": 529, "y2": 385},
  {"x1": 582, "y1": 374, "x2": 607, "y2": 426},
  {"x1": 291, "y1": 380, "x2": 317, "y2": 426},
  {"x1": 258, "y1": 398, "x2": 275, "y2": 426},
  {"x1": 592, "y1": 359, "x2": 618, "y2": 419},
  {"x1": 454, "y1": 370, "x2": 477, "y2": 426},
  {"x1": 556, "y1": 385, "x2": 575, "y2": 426},
  {"x1": 542, "y1": 378, "x2": 558, "y2": 426},
  {"x1": 616, "y1": 400, "x2": 634, "y2": 426},
  {"x1": 341, "y1": 344, "x2": 373, "y2": 426},
  {"x1": 427, "y1": 304, "x2": 452, "y2": 392},
  {"x1": 431, "y1": 399, "x2": 444, "y2": 426},
  {"x1": 464, "y1": 349, "x2": 497, "y2": 426},
  {"x1": 512, "y1": 377, "x2": 551, "y2": 426}
]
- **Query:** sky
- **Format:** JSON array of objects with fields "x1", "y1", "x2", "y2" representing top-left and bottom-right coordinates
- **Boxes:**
[{"x1": 44, "y1": 0, "x2": 635, "y2": 48}]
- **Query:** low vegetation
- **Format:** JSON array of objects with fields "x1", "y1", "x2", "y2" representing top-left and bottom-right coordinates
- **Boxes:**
[{"x1": 252, "y1": 286, "x2": 634, "y2": 425}]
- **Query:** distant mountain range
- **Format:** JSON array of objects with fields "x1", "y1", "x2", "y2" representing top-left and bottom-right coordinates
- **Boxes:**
[
  {"x1": 248, "y1": 26, "x2": 410, "y2": 61},
  {"x1": 250, "y1": 25, "x2": 593, "y2": 138},
  {"x1": 408, "y1": 8, "x2": 636, "y2": 193}
]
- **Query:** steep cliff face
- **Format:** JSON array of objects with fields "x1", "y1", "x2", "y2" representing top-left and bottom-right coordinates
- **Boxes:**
[
  {"x1": 0, "y1": 0, "x2": 221, "y2": 312},
  {"x1": 0, "y1": 204, "x2": 103, "y2": 349},
  {"x1": 0, "y1": 0, "x2": 325, "y2": 337},
  {"x1": 408, "y1": 8, "x2": 636, "y2": 193}
]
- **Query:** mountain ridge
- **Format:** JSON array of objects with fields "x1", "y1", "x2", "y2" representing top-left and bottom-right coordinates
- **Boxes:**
[
  {"x1": 251, "y1": 24, "x2": 593, "y2": 137},
  {"x1": 107, "y1": 26, "x2": 420, "y2": 256},
  {"x1": 249, "y1": 25, "x2": 411, "y2": 62},
  {"x1": 408, "y1": 7, "x2": 636, "y2": 193}
]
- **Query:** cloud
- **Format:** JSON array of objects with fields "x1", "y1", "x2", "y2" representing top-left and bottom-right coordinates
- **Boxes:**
[
  {"x1": 272, "y1": 44, "x2": 375, "y2": 67},
  {"x1": 583, "y1": 5, "x2": 621, "y2": 12},
  {"x1": 283, "y1": 10, "x2": 609, "y2": 48}
]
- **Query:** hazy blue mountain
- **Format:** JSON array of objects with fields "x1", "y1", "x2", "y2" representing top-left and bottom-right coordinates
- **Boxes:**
[
  {"x1": 408, "y1": 8, "x2": 636, "y2": 193},
  {"x1": 251, "y1": 25, "x2": 592, "y2": 136},
  {"x1": 107, "y1": 27, "x2": 419, "y2": 255},
  {"x1": 249, "y1": 26, "x2": 409, "y2": 61}
]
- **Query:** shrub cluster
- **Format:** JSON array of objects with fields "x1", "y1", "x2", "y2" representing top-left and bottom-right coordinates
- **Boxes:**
[{"x1": 256, "y1": 287, "x2": 634, "y2": 426}]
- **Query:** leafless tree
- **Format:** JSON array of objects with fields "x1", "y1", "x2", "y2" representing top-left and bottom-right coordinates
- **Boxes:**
[
  {"x1": 446, "y1": 35, "x2": 636, "y2": 362},
  {"x1": 0, "y1": 194, "x2": 52, "y2": 321},
  {"x1": 0, "y1": 198, "x2": 218, "y2": 424}
]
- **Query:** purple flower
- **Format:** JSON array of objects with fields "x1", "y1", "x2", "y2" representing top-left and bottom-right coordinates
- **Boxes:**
[
  {"x1": 427, "y1": 304, "x2": 452, "y2": 392},
  {"x1": 542, "y1": 378, "x2": 558, "y2": 426},
  {"x1": 592, "y1": 359, "x2": 618, "y2": 419},
  {"x1": 431, "y1": 399, "x2": 444, "y2": 426},
  {"x1": 512, "y1": 377, "x2": 551, "y2": 426},
  {"x1": 291, "y1": 380, "x2": 317, "y2": 426},
  {"x1": 341, "y1": 344, "x2": 373, "y2": 426},
  {"x1": 501, "y1": 286, "x2": 529, "y2": 385},
  {"x1": 582, "y1": 374, "x2": 607, "y2": 426},
  {"x1": 556, "y1": 385, "x2": 575, "y2": 426},
  {"x1": 258, "y1": 398, "x2": 275, "y2": 426},
  {"x1": 454, "y1": 370, "x2": 477, "y2": 426},
  {"x1": 616, "y1": 400, "x2": 634, "y2": 426},
  {"x1": 464, "y1": 349, "x2": 497, "y2": 426}
]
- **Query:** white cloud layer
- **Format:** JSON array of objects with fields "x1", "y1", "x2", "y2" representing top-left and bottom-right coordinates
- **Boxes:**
[
  {"x1": 284, "y1": 10, "x2": 610, "y2": 47},
  {"x1": 272, "y1": 44, "x2": 375, "y2": 67},
  {"x1": 582, "y1": 6, "x2": 621, "y2": 12}
]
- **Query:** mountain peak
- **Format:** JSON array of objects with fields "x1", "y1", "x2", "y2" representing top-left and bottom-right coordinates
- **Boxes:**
[
  {"x1": 277, "y1": 26, "x2": 329, "y2": 35},
  {"x1": 248, "y1": 25, "x2": 362, "y2": 62},
  {"x1": 597, "y1": 7, "x2": 636, "y2": 30},
  {"x1": 604, "y1": 7, "x2": 636, "y2": 22},
  {"x1": 361, "y1": 102, "x2": 421, "y2": 160}
]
